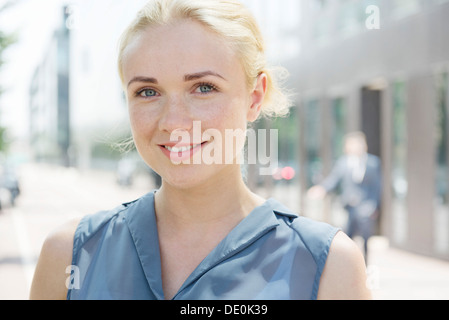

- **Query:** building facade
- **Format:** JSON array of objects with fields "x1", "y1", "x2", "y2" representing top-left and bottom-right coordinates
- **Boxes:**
[
  {"x1": 29, "y1": 1, "x2": 148, "y2": 169},
  {"x1": 291, "y1": 0, "x2": 449, "y2": 260},
  {"x1": 29, "y1": 6, "x2": 71, "y2": 166}
]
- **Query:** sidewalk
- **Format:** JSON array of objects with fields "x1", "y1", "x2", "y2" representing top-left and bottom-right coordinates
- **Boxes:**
[
  {"x1": 0, "y1": 163, "x2": 448, "y2": 300},
  {"x1": 368, "y1": 236, "x2": 449, "y2": 300},
  {"x1": 0, "y1": 162, "x2": 152, "y2": 300}
]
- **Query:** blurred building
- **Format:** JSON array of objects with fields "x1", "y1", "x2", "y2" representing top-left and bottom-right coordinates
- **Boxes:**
[
  {"x1": 29, "y1": 5, "x2": 71, "y2": 166},
  {"x1": 242, "y1": 0, "x2": 301, "y2": 62},
  {"x1": 28, "y1": 1, "x2": 147, "y2": 170},
  {"x1": 292, "y1": 0, "x2": 449, "y2": 260},
  {"x1": 68, "y1": 0, "x2": 143, "y2": 170}
]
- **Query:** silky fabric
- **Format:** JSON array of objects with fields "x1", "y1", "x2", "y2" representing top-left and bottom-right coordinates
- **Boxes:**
[{"x1": 67, "y1": 191, "x2": 339, "y2": 300}]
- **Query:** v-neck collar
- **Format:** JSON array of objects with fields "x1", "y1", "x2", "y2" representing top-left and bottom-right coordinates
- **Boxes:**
[{"x1": 124, "y1": 191, "x2": 297, "y2": 300}]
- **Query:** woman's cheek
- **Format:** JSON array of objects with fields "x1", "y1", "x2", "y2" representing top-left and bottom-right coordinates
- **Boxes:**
[{"x1": 129, "y1": 105, "x2": 154, "y2": 131}]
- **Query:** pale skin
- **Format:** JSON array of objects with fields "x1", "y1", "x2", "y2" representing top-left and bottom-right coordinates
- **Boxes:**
[{"x1": 30, "y1": 19, "x2": 371, "y2": 300}]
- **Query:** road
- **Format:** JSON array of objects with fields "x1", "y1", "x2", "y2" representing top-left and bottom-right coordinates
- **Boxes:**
[{"x1": 0, "y1": 162, "x2": 448, "y2": 300}]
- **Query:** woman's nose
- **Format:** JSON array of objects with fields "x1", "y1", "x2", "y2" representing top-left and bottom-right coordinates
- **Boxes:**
[{"x1": 158, "y1": 94, "x2": 193, "y2": 133}]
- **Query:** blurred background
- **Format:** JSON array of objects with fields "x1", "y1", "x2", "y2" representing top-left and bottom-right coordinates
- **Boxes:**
[{"x1": 0, "y1": 0, "x2": 448, "y2": 299}]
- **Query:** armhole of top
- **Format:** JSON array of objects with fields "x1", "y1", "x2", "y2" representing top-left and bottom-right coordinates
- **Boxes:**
[
  {"x1": 70, "y1": 203, "x2": 130, "y2": 264},
  {"x1": 66, "y1": 215, "x2": 88, "y2": 300},
  {"x1": 65, "y1": 199, "x2": 140, "y2": 300},
  {"x1": 70, "y1": 215, "x2": 88, "y2": 270},
  {"x1": 290, "y1": 217, "x2": 340, "y2": 300},
  {"x1": 311, "y1": 227, "x2": 340, "y2": 300}
]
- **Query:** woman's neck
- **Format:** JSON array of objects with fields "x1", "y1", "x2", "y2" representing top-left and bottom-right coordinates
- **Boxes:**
[{"x1": 154, "y1": 165, "x2": 265, "y2": 230}]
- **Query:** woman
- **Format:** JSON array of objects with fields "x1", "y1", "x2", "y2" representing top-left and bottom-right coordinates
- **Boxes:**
[{"x1": 30, "y1": 0, "x2": 371, "y2": 300}]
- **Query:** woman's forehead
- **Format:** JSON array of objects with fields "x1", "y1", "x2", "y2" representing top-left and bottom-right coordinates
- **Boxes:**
[{"x1": 121, "y1": 19, "x2": 240, "y2": 81}]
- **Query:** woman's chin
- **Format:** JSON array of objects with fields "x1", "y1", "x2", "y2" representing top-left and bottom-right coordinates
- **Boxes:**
[{"x1": 157, "y1": 163, "x2": 232, "y2": 190}]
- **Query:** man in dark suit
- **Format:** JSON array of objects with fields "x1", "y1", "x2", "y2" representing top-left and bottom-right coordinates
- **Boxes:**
[{"x1": 307, "y1": 132, "x2": 382, "y2": 264}]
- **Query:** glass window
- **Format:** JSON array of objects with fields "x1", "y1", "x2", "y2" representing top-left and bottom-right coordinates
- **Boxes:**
[
  {"x1": 311, "y1": 0, "x2": 329, "y2": 11},
  {"x1": 392, "y1": 80, "x2": 408, "y2": 245},
  {"x1": 270, "y1": 107, "x2": 301, "y2": 212},
  {"x1": 391, "y1": 0, "x2": 421, "y2": 20},
  {"x1": 307, "y1": 0, "x2": 333, "y2": 44},
  {"x1": 337, "y1": 0, "x2": 364, "y2": 36},
  {"x1": 434, "y1": 72, "x2": 449, "y2": 254},
  {"x1": 305, "y1": 99, "x2": 322, "y2": 188},
  {"x1": 272, "y1": 107, "x2": 299, "y2": 164},
  {"x1": 313, "y1": 11, "x2": 332, "y2": 44},
  {"x1": 392, "y1": 81, "x2": 408, "y2": 200},
  {"x1": 331, "y1": 97, "x2": 347, "y2": 161},
  {"x1": 435, "y1": 73, "x2": 449, "y2": 205}
]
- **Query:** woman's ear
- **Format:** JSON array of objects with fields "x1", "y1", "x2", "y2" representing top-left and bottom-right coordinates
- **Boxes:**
[{"x1": 247, "y1": 73, "x2": 267, "y2": 123}]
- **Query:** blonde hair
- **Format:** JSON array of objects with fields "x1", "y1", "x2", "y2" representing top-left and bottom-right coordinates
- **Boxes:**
[{"x1": 117, "y1": 0, "x2": 291, "y2": 118}]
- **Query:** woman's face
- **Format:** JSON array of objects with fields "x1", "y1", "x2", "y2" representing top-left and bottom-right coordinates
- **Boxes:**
[{"x1": 121, "y1": 19, "x2": 266, "y2": 189}]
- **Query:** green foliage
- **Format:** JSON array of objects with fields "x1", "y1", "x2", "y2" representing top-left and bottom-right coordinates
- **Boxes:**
[
  {"x1": 0, "y1": 30, "x2": 16, "y2": 67},
  {"x1": 0, "y1": 30, "x2": 16, "y2": 152},
  {"x1": 0, "y1": 28, "x2": 16, "y2": 153}
]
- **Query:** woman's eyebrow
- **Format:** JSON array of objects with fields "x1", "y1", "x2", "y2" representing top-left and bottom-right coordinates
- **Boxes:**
[
  {"x1": 127, "y1": 71, "x2": 225, "y2": 88},
  {"x1": 127, "y1": 76, "x2": 158, "y2": 89},
  {"x1": 184, "y1": 71, "x2": 226, "y2": 82}
]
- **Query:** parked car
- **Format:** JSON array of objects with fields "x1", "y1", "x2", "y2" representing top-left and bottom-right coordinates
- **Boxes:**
[{"x1": 0, "y1": 164, "x2": 20, "y2": 208}]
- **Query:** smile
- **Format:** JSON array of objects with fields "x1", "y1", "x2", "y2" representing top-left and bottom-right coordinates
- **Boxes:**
[
  {"x1": 164, "y1": 143, "x2": 202, "y2": 153},
  {"x1": 159, "y1": 141, "x2": 209, "y2": 164}
]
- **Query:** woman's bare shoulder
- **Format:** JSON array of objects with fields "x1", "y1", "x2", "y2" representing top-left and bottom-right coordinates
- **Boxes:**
[
  {"x1": 29, "y1": 217, "x2": 82, "y2": 300},
  {"x1": 317, "y1": 231, "x2": 372, "y2": 300}
]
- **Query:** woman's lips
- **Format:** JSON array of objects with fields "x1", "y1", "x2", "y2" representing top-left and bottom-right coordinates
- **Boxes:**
[
  {"x1": 163, "y1": 143, "x2": 202, "y2": 153},
  {"x1": 158, "y1": 141, "x2": 209, "y2": 163}
]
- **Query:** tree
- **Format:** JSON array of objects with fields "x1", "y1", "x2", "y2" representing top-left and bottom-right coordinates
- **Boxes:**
[{"x1": 0, "y1": 5, "x2": 17, "y2": 153}]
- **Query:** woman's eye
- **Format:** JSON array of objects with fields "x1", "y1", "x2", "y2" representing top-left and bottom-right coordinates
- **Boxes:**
[
  {"x1": 138, "y1": 89, "x2": 157, "y2": 97},
  {"x1": 196, "y1": 84, "x2": 216, "y2": 94}
]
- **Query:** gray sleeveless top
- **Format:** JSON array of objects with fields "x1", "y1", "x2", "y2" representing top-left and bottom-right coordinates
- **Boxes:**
[{"x1": 67, "y1": 191, "x2": 339, "y2": 300}]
